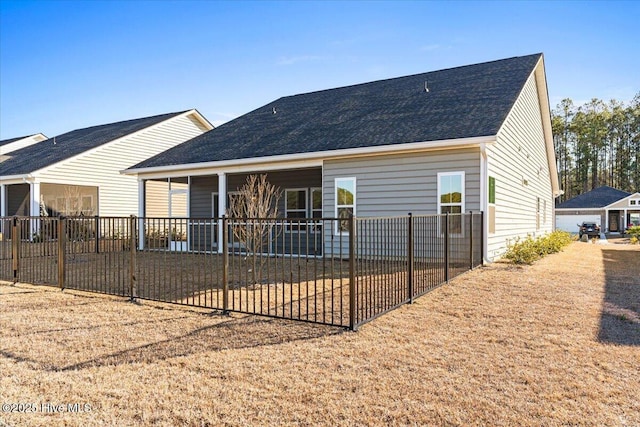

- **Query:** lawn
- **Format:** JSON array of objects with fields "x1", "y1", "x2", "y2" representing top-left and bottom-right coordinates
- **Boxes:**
[{"x1": 1, "y1": 241, "x2": 638, "y2": 426}]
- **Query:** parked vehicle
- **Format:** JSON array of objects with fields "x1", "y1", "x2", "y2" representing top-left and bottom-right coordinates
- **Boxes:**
[{"x1": 578, "y1": 222, "x2": 601, "y2": 238}]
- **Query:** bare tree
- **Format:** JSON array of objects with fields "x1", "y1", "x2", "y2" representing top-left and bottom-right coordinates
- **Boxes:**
[{"x1": 227, "y1": 174, "x2": 282, "y2": 284}]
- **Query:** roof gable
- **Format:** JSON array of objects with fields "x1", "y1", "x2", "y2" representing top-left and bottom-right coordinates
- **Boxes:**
[
  {"x1": 556, "y1": 186, "x2": 632, "y2": 209},
  {"x1": 133, "y1": 53, "x2": 542, "y2": 169},
  {"x1": 0, "y1": 112, "x2": 186, "y2": 177},
  {"x1": 605, "y1": 192, "x2": 640, "y2": 209}
]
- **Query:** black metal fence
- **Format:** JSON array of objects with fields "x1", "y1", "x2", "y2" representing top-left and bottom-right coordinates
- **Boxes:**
[{"x1": 0, "y1": 212, "x2": 483, "y2": 330}]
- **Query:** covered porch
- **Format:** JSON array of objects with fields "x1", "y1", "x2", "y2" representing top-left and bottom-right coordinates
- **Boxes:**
[
  {"x1": 138, "y1": 167, "x2": 323, "y2": 254},
  {"x1": 604, "y1": 193, "x2": 640, "y2": 233}
]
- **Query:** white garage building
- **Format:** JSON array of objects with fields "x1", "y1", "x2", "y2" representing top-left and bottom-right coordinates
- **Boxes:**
[{"x1": 555, "y1": 186, "x2": 640, "y2": 234}]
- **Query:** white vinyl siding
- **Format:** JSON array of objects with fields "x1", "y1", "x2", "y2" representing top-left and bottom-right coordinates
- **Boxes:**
[
  {"x1": 488, "y1": 72, "x2": 554, "y2": 259},
  {"x1": 33, "y1": 113, "x2": 208, "y2": 217}
]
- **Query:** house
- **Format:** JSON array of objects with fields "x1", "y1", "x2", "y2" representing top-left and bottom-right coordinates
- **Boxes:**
[
  {"x1": 555, "y1": 186, "x2": 640, "y2": 234},
  {"x1": 124, "y1": 53, "x2": 560, "y2": 261},
  {"x1": 0, "y1": 133, "x2": 48, "y2": 155},
  {"x1": 0, "y1": 110, "x2": 212, "y2": 220}
]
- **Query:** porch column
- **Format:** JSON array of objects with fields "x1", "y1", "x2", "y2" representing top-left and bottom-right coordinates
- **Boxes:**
[
  {"x1": 605, "y1": 208, "x2": 609, "y2": 232},
  {"x1": 0, "y1": 184, "x2": 5, "y2": 236},
  {"x1": 217, "y1": 172, "x2": 227, "y2": 254},
  {"x1": 30, "y1": 181, "x2": 41, "y2": 239},
  {"x1": 138, "y1": 179, "x2": 145, "y2": 250},
  {"x1": 0, "y1": 184, "x2": 6, "y2": 217}
]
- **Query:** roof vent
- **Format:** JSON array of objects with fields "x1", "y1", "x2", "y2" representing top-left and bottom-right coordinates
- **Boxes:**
[
  {"x1": 424, "y1": 81, "x2": 430, "y2": 93},
  {"x1": 272, "y1": 107, "x2": 277, "y2": 114}
]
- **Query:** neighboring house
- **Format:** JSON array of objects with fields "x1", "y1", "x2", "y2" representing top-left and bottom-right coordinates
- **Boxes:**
[
  {"x1": 0, "y1": 110, "x2": 212, "y2": 219},
  {"x1": 125, "y1": 53, "x2": 560, "y2": 261},
  {"x1": 555, "y1": 186, "x2": 640, "y2": 234},
  {"x1": 0, "y1": 133, "x2": 48, "y2": 155}
]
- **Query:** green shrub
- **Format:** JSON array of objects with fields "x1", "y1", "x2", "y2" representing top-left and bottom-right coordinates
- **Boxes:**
[
  {"x1": 630, "y1": 236, "x2": 639, "y2": 245},
  {"x1": 626, "y1": 225, "x2": 640, "y2": 239},
  {"x1": 503, "y1": 231, "x2": 572, "y2": 265}
]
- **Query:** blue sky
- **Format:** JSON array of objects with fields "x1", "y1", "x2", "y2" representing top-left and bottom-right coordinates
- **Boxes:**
[{"x1": 1, "y1": 0, "x2": 638, "y2": 139}]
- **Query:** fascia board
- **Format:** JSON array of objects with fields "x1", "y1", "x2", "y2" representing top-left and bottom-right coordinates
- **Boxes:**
[
  {"x1": 555, "y1": 207, "x2": 605, "y2": 211},
  {"x1": 123, "y1": 135, "x2": 495, "y2": 177}
]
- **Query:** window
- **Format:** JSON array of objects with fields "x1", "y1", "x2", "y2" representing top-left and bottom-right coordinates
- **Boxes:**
[
  {"x1": 285, "y1": 189, "x2": 308, "y2": 219},
  {"x1": 311, "y1": 188, "x2": 322, "y2": 219},
  {"x1": 630, "y1": 199, "x2": 638, "y2": 206},
  {"x1": 335, "y1": 178, "x2": 356, "y2": 234},
  {"x1": 437, "y1": 172, "x2": 464, "y2": 234},
  {"x1": 81, "y1": 196, "x2": 93, "y2": 215}
]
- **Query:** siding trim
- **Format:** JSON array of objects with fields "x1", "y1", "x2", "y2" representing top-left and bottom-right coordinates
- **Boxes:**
[{"x1": 125, "y1": 135, "x2": 496, "y2": 177}]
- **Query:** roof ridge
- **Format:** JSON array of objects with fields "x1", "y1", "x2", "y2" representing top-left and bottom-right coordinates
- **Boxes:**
[{"x1": 275, "y1": 53, "x2": 543, "y2": 101}]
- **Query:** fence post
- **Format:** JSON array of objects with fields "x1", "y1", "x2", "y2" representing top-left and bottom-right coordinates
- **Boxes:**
[
  {"x1": 469, "y1": 212, "x2": 474, "y2": 270},
  {"x1": 348, "y1": 214, "x2": 357, "y2": 331},
  {"x1": 222, "y1": 215, "x2": 229, "y2": 314},
  {"x1": 58, "y1": 217, "x2": 66, "y2": 289},
  {"x1": 129, "y1": 215, "x2": 137, "y2": 301},
  {"x1": 95, "y1": 215, "x2": 100, "y2": 254},
  {"x1": 12, "y1": 217, "x2": 19, "y2": 283},
  {"x1": 444, "y1": 212, "x2": 449, "y2": 283},
  {"x1": 407, "y1": 213, "x2": 414, "y2": 303}
]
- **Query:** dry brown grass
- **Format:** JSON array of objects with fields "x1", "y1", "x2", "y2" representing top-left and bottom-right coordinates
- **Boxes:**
[{"x1": 1, "y1": 241, "x2": 639, "y2": 426}]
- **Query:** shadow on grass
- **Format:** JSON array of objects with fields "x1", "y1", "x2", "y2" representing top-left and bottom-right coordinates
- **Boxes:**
[
  {"x1": 60, "y1": 316, "x2": 342, "y2": 372},
  {"x1": 0, "y1": 292, "x2": 343, "y2": 372},
  {"x1": 598, "y1": 248, "x2": 640, "y2": 346}
]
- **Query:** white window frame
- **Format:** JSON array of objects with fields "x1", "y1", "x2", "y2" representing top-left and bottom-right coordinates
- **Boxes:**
[
  {"x1": 335, "y1": 177, "x2": 356, "y2": 235},
  {"x1": 284, "y1": 188, "x2": 309, "y2": 233},
  {"x1": 437, "y1": 171, "x2": 465, "y2": 235},
  {"x1": 285, "y1": 188, "x2": 308, "y2": 219},
  {"x1": 630, "y1": 199, "x2": 639, "y2": 206},
  {"x1": 310, "y1": 187, "x2": 322, "y2": 219},
  {"x1": 81, "y1": 195, "x2": 94, "y2": 215}
]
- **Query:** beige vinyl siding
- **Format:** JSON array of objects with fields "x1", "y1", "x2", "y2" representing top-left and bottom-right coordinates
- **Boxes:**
[
  {"x1": 144, "y1": 180, "x2": 170, "y2": 217},
  {"x1": 35, "y1": 113, "x2": 207, "y2": 217},
  {"x1": 488, "y1": 72, "x2": 554, "y2": 259}
]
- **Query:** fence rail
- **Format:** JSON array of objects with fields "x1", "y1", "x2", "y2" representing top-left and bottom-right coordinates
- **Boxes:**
[{"x1": 0, "y1": 212, "x2": 483, "y2": 330}]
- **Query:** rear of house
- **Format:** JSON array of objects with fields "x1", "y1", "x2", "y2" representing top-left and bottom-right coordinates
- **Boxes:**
[{"x1": 125, "y1": 53, "x2": 560, "y2": 261}]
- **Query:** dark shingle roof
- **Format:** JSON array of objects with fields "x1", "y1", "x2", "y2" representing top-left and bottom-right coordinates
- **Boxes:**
[
  {"x1": 556, "y1": 186, "x2": 631, "y2": 209},
  {"x1": 133, "y1": 53, "x2": 542, "y2": 169},
  {"x1": 0, "y1": 112, "x2": 186, "y2": 176}
]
